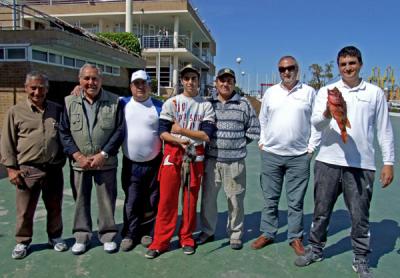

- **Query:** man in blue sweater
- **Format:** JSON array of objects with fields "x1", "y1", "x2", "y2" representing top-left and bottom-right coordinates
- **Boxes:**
[{"x1": 197, "y1": 68, "x2": 260, "y2": 250}]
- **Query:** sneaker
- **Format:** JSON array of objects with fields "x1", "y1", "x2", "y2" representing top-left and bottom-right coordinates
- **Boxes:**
[
  {"x1": 230, "y1": 239, "x2": 243, "y2": 250},
  {"x1": 182, "y1": 245, "x2": 195, "y2": 255},
  {"x1": 294, "y1": 247, "x2": 324, "y2": 267},
  {"x1": 103, "y1": 241, "x2": 117, "y2": 253},
  {"x1": 120, "y1": 238, "x2": 134, "y2": 252},
  {"x1": 48, "y1": 238, "x2": 68, "y2": 252},
  {"x1": 11, "y1": 243, "x2": 29, "y2": 259},
  {"x1": 140, "y1": 235, "x2": 153, "y2": 248},
  {"x1": 145, "y1": 249, "x2": 160, "y2": 259},
  {"x1": 195, "y1": 232, "x2": 215, "y2": 245},
  {"x1": 352, "y1": 258, "x2": 373, "y2": 278},
  {"x1": 71, "y1": 242, "x2": 88, "y2": 255}
]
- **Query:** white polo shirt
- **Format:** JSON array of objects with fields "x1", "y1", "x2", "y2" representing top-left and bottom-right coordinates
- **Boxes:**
[
  {"x1": 258, "y1": 82, "x2": 320, "y2": 156},
  {"x1": 312, "y1": 79, "x2": 395, "y2": 170}
]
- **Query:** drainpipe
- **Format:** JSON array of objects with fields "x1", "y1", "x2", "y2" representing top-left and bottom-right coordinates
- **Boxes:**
[
  {"x1": 125, "y1": 0, "x2": 132, "y2": 33},
  {"x1": 12, "y1": 0, "x2": 17, "y2": 30}
]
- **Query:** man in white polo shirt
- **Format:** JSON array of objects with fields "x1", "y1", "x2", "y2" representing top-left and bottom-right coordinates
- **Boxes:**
[
  {"x1": 119, "y1": 70, "x2": 163, "y2": 251},
  {"x1": 295, "y1": 46, "x2": 395, "y2": 278},
  {"x1": 253, "y1": 56, "x2": 320, "y2": 255}
]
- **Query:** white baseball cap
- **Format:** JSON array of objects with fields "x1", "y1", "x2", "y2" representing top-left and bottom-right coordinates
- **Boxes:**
[{"x1": 131, "y1": 70, "x2": 149, "y2": 83}]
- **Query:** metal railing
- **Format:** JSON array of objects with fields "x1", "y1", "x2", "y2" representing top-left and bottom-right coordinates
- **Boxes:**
[{"x1": 142, "y1": 35, "x2": 191, "y2": 49}]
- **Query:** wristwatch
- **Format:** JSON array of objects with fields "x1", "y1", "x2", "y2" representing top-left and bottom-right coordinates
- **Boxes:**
[{"x1": 100, "y1": 151, "x2": 109, "y2": 159}]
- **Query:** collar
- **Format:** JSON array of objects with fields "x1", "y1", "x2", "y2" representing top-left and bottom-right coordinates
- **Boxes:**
[
  {"x1": 279, "y1": 81, "x2": 302, "y2": 94},
  {"x1": 81, "y1": 88, "x2": 102, "y2": 103},
  {"x1": 211, "y1": 90, "x2": 241, "y2": 103},
  {"x1": 337, "y1": 79, "x2": 366, "y2": 92},
  {"x1": 26, "y1": 98, "x2": 46, "y2": 112}
]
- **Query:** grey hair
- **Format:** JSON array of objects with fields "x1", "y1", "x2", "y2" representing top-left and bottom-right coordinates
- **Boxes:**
[
  {"x1": 79, "y1": 63, "x2": 102, "y2": 78},
  {"x1": 25, "y1": 71, "x2": 49, "y2": 87},
  {"x1": 278, "y1": 55, "x2": 299, "y2": 68}
]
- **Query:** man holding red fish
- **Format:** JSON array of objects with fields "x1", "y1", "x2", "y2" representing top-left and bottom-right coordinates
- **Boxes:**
[{"x1": 295, "y1": 46, "x2": 395, "y2": 278}]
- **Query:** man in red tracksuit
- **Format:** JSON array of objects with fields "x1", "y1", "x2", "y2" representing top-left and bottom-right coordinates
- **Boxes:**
[{"x1": 145, "y1": 65, "x2": 215, "y2": 258}]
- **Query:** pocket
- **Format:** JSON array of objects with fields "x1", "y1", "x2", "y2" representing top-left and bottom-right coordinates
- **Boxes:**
[
  {"x1": 71, "y1": 113, "x2": 83, "y2": 131},
  {"x1": 224, "y1": 162, "x2": 245, "y2": 195},
  {"x1": 100, "y1": 115, "x2": 114, "y2": 130}
]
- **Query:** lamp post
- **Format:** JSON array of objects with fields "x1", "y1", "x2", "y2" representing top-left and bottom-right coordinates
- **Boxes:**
[
  {"x1": 236, "y1": 57, "x2": 242, "y2": 88},
  {"x1": 241, "y1": 71, "x2": 246, "y2": 95},
  {"x1": 157, "y1": 32, "x2": 163, "y2": 96}
]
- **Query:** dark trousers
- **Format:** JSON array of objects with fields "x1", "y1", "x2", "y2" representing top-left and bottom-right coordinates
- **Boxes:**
[
  {"x1": 309, "y1": 161, "x2": 375, "y2": 257},
  {"x1": 15, "y1": 165, "x2": 64, "y2": 244},
  {"x1": 72, "y1": 169, "x2": 118, "y2": 243},
  {"x1": 121, "y1": 154, "x2": 161, "y2": 241}
]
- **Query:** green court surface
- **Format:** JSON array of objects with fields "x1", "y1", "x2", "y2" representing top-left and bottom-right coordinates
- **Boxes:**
[{"x1": 0, "y1": 116, "x2": 399, "y2": 278}]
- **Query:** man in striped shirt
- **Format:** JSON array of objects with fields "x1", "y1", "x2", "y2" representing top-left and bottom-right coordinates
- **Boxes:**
[{"x1": 197, "y1": 68, "x2": 260, "y2": 250}]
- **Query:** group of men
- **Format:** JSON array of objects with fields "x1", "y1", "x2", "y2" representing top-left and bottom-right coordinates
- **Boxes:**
[{"x1": 0, "y1": 45, "x2": 394, "y2": 277}]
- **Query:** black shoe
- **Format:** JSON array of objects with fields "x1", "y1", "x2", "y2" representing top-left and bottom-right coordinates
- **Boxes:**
[
  {"x1": 352, "y1": 258, "x2": 373, "y2": 278},
  {"x1": 182, "y1": 245, "x2": 195, "y2": 255},
  {"x1": 195, "y1": 232, "x2": 215, "y2": 245},
  {"x1": 294, "y1": 247, "x2": 324, "y2": 267},
  {"x1": 145, "y1": 249, "x2": 160, "y2": 259}
]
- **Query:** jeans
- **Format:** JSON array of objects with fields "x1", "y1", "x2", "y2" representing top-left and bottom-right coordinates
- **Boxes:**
[
  {"x1": 259, "y1": 151, "x2": 311, "y2": 242},
  {"x1": 309, "y1": 161, "x2": 374, "y2": 257}
]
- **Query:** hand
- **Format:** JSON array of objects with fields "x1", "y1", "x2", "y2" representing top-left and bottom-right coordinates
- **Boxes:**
[
  {"x1": 7, "y1": 168, "x2": 25, "y2": 187},
  {"x1": 380, "y1": 165, "x2": 394, "y2": 188},
  {"x1": 70, "y1": 85, "x2": 81, "y2": 96},
  {"x1": 89, "y1": 153, "x2": 106, "y2": 169},
  {"x1": 177, "y1": 138, "x2": 190, "y2": 149},
  {"x1": 171, "y1": 121, "x2": 183, "y2": 135},
  {"x1": 73, "y1": 152, "x2": 93, "y2": 170},
  {"x1": 258, "y1": 144, "x2": 263, "y2": 150}
]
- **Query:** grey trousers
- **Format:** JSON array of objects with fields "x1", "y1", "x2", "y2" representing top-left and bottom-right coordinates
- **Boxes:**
[
  {"x1": 309, "y1": 161, "x2": 375, "y2": 258},
  {"x1": 72, "y1": 169, "x2": 118, "y2": 243},
  {"x1": 200, "y1": 158, "x2": 246, "y2": 240},
  {"x1": 259, "y1": 151, "x2": 311, "y2": 242}
]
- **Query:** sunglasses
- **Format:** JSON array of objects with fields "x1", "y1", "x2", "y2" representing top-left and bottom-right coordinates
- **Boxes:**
[
  {"x1": 218, "y1": 76, "x2": 235, "y2": 84},
  {"x1": 132, "y1": 80, "x2": 148, "y2": 86},
  {"x1": 339, "y1": 61, "x2": 358, "y2": 67},
  {"x1": 183, "y1": 76, "x2": 198, "y2": 81},
  {"x1": 278, "y1": 65, "x2": 297, "y2": 73}
]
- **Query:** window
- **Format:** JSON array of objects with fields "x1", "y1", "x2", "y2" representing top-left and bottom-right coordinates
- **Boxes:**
[
  {"x1": 6, "y1": 48, "x2": 26, "y2": 60},
  {"x1": 97, "y1": 64, "x2": 105, "y2": 72},
  {"x1": 49, "y1": 53, "x2": 62, "y2": 64},
  {"x1": 63, "y1": 56, "x2": 75, "y2": 67},
  {"x1": 0, "y1": 48, "x2": 4, "y2": 60},
  {"x1": 75, "y1": 59, "x2": 85, "y2": 68},
  {"x1": 112, "y1": 67, "x2": 120, "y2": 75},
  {"x1": 105, "y1": 65, "x2": 113, "y2": 74},
  {"x1": 32, "y1": 49, "x2": 48, "y2": 62}
]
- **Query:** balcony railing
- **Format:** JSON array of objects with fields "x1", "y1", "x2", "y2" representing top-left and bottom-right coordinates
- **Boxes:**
[{"x1": 142, "y1": 35, "x2": 191, "y2": 49}]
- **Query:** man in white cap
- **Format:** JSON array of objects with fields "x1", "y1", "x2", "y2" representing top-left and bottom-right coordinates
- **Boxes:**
[{"x1": 119, "y1": 70, "x2": 163, "y2": 251}]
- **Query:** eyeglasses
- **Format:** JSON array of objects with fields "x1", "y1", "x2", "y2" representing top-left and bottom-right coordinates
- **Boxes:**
[
  {"x1": 183, "y1": 76, "x2": 198, "y2": 81},
  {"x1": 339, "y1": 61, "x2": 358, "y2": 67},
  {"x1": 132, "y1": 80, "x2": 148, "y2": 86},
  {"x1": 278, "y1": 65, "x2": 297, "y2": 73}
]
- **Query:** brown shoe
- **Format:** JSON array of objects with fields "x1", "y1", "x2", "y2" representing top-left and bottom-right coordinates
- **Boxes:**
[
  {"x1": 290, "y1": 239, "x2": 305, "y2": 256},
  {"x1": 251, "y1": 235, "x2": 274, "y2": 250}
]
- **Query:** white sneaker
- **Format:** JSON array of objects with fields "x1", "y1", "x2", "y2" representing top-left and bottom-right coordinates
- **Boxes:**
[
  {"x1": 11, "y1": 243, "x2": 29, "y2": 259},
  {"x1": 48, "y1": 238, "x2": 68, "y2": 252},
  {"x1": 71, "y1": 242, "x2": 87, "y2": 255},
  {"x1": 103, "y1": 241, "x2": 117, "y2": 253}
]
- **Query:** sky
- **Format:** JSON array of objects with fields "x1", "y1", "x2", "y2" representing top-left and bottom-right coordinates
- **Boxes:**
[{"x1": 191, "y1": 0, "x2": 400, "y2": 93}]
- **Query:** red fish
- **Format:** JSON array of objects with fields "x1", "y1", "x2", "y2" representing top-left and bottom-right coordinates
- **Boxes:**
[{"x1": 327, "y1": 87, "x2": 351, "y2": 143}]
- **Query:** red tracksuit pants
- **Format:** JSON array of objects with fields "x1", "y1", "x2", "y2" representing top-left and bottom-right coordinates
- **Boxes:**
[{"x1": 149, "y1": 143, "x2": 204, "y2": 252}]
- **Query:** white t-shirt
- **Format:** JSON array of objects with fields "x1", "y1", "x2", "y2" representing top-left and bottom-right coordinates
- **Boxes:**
[
  {"x1": 122, "y1": 97, "x2": 161, "y2": 162},
  {"x1": 160, "y1": 94, "x2": 215, "y2": 145}
]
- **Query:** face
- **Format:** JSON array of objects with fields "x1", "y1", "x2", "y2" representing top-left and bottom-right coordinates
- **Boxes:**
[
  {"x1": 216, "y1": 75, "x2": 235, "y2": 99},
  {"x1": 130, "y1": 79, "x2": 151, "y2": 102},
  {"x1": 25, "y1": 77, "x2": 48, "y2": 108},
  {"x1": 278, "y1": 58, "x2": 298, "y2": 89},
  {"x1": 79, "y1": 67, "x2": 102, "y2": 97},
  {"x1": 338, "y1": 55, "x2": 362, "y2": 85},
  {"x1": 181, "y1": 72, "x2": 199, "y2": 97}
]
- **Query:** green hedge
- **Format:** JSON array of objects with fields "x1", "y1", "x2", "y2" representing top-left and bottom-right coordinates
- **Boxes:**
[{"x1": 98, "y1": 32, "x2": 141, "y2": 55}]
